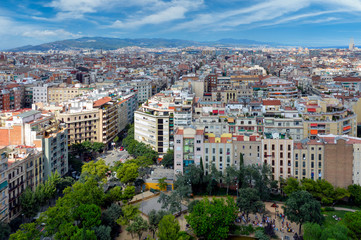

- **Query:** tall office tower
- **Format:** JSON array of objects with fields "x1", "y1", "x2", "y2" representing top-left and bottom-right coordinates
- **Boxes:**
[{"x1": 349, "y1": 38, "x2": 355, "y2": 51}]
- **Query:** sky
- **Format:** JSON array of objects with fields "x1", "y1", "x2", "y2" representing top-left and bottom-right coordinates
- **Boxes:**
[{"x1": 2, "y1": 0, "x2": 361, "y2": 49}]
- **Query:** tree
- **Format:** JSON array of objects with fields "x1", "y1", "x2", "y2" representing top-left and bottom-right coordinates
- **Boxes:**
[
  {"x1": 117, "y1": 204, "x2": 140, "y2": 226},
  {"x1": 255, "y1": 230, "x2": 269, "y2": 240},
  {"x1": 69, "y1": 227, "x2": 97, "y2": 240},
  {"x1": 117, "y1": 162, "x2": 139, "y2": 184},
  {"x1": 61, "y1": 178, "x2": 105, "y2": 208},
  {"x1": 103, "y1": 186, "x2": 123, "y2": 207},
  {"x1": 223, "y1": 166, "x2": 238, "y2": 195},
  {"x1": 320, "y1": 224, "x2": 349, "y2": 240},
  {"x1": 185, "y1": 197, "x2": 237, "y2": 240},
  {"x1": 303, "y1": 222, "x2": 322, "y2": 240},
  {"x1": 344, "y1": 210, "x2": 361, "y2": 239},
  {"x1": 20, "y1": 187, "x2": 39, "y2": 219},
  {"x1": 56, "y1": 176, "x2": 75, "y2": 193},
  {"x1": 91, "y1": 142, "x2": 105, "y2": 153},
  {"x1": 101, "y1": 204, "x2": 122, "y2": 238},
  {"x1": 157, "y1": 177, "x2": 168, "y2": 191},
  {"x1": 127, "y1": 216, "x2": 148, "y2": 240},
  {"x1": 114, "y1": 136, "x2": 119, "y2": 143},
  {"x1": 162, "y1": 149, "x2": 174, "y2": 168},
  {"x1": 237, "y1": 188, "x2": 265, "y2": 219},
  {"x1": 81, "y1": 159, "x2": 110, "y2": 183},
  {"x1": 283, "y1": 190, "x2": 323, "y2": 235},
  {"x1": 348, "y1": 184, "x2": 361, "y2": 206},
  {"x1": 74, "y1": 204, "x2": 101, "y2": 228},
  {"x1": 0, "y1": 222, "x2": 10, "y2": 240},
  {"x1": 283, "y1": 177, "x2": 301, "y2": 195},
  {"x1": 93, "y1": 225, "x2": 111, "y2": 240},
  {"x1": 148, "y1": 210, "x2": 169, "y2": 238},
  {"x1": 9, "y1": 222, "x2": 41, "y2": 240},
  {"x1": 121, "y1": 185, "x2": 136, "y2": 202},
  {"x1": 158, "y1": 215, "x2": 180, "y2": 240}
]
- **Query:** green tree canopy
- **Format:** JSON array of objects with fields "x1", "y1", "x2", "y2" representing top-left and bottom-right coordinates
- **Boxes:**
[
  {"x1": 74, "y1": 204, "x2": 101, "y2": 229},
  {"x1": 283, "y1": 190, "x2": 323, "y2": 235},
  {"x1": 158, "y1": 214, "x2": 180, "y2": 240},
  {"x1": 116, "y1": 162, "x2": 139, "y2": 184},
  {"x1": 157, "y1": 177, "x2": 168, "y2": 191},
  {"x1": 117, "y1": 204, "x2": 140, "y2": 226},
  {"x1": 344, "y1": 210, "x2": 361, "y2": 239},
  {"x1": 185, "y1": 197, "x2": 237, "y2": 240},
  {"x1": 148, "y1": 209, "x2": 169, "y2": 238},
  {"x1": 237, "y1": 188, "x2": 265, "y2": 219},
  {"x1": 126, "y1": 216, "x2": 149, "y2": 240},
  {"x1": 81, "y1": 159, "x2": 110, "y2": 183},
  {"x1": 162, "y1": 149, "x2": 174, "y2": 168}
]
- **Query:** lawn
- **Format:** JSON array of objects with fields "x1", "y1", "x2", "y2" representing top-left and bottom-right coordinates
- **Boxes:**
[{"x1": 322, "y1": 210, "x2": 348, "y2": 227}]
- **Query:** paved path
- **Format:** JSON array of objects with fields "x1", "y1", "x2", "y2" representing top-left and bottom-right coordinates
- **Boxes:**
[{"x1": 333, "y1": 207, "x2": 357, "y2": 212}]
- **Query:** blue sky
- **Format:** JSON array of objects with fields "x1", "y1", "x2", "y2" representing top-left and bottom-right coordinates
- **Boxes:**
[{"x1": 2, "y1": 0, "x2": 361, "y2": 49}]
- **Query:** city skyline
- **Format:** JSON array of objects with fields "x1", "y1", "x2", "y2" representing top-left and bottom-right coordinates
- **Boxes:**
[{"x1": 3, "y1": 0, "x2": 361, "y2": 49}]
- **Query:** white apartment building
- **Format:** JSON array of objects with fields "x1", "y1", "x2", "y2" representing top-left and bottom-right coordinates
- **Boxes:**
[{"x1": 33, "y1": 85, "x2": 48, "y2": 104}]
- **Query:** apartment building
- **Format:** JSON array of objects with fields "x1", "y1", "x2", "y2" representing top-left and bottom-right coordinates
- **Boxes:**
[
  {"x1": 262, "y1": 138, "x2": 294, "y2": 181},
  {"x1": 0, "y1": 110, "x2": 68, "y2": 179},
  {"x1": 126, "y1": 80, "x2": 152, "y2": 103},
  {"x1": 94, "y1": 97, "x2": 118, "y2": 148},
  {"x1": 299, "y1": 97, "x2": 357, "y2": 138},
  {"x1": 42, "y1": 127, "x2": 68, "y2": 178},
  {"x1": 33, "y1": 85, "x2": 48, "y2": 104},
  {"x1": 47, "y1": 85, "x2": 90, "y2": 103},
  {"x1": 233, "y1": 135, "x2": 262, "y2": 166},
  {"x1": 293, "y1": 140, "x2": 324, "y2": 180},
  {"x1": 174, "y1": 127, "x2": 204, "y2": 174},
  {"x1": 321, "y1": 135, "x2": 355, "y2": 188},
  {"x1": 7, "y1": 147, "x2": 43, "y2": 221},
  {"x1": 59, "y1": 101, "x2": 100, "y2": 145},
  {"x1": 0, "y1": 148, "x2": 8, "y2": 222},
  {"x1": 134, "y1": 94, "x2": 174, "y2": 156}
]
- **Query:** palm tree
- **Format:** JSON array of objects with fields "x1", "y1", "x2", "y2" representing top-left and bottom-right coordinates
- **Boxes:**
[{"x1": 157, "y1": 177, "x2": 168, "y2": 192}]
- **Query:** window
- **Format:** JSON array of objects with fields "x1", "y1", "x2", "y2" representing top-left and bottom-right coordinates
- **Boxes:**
[
  {"x1": 280, "y1": 145, "x2": 283, "y2": 151},
  {"x1": 311, "y1": 154, "x2": 314, "y2": 160},
  {"x1": 227, "y1": 156, "x2": 230, "y2": 162},
  {"x1": 303, "y1": 154, "x2": 306, "y2": 160},
  {"x1": 196, "y1": 147, "x2": 201, "y2": 151},
  {"x1": 205, "y1": 148, "x2": 208, "y2": 154},
  {"x1": 303, "y1": 161, "x2": 306, "y2": 167},
  {"x1": 220, "y1": 148, "x2": 223, "y2": 154},
  {"x1": 212, "y1": 156, "x2": 215, "y2": 162},
  {"x1": 295, "y1": 153, "x2": 298, "y2": 160},
  {"x1": 272, "y1": 144, "x2": 275, "y2": 150},
  {"x1": 288, "y1": 152, "x2": 291, "y2": 158},
  {"x1": 176, "y1": 140, "x2": 181, "y2": 144},
  {"x1": 280, "y1": 152, "x2": 283, "y2": 158},
  {"x1": 311, "y1": 162, "x2": 314, "y2": 168},
  {"x1": 288, "y1": 145, "x2": 291, "y2": 151},
  {"x1": 212, "y1": 148, "x2": 215, "y2": 154},
  {"x1": 319, "y1": 162, "x2": 322, "y2": 168},
  {"x1": 206, "y1": 156, "x2": 208, "y2": 162},
  {"x1": 220, "y1": 156, "x2": 223, "y2": 162},
  {"x1": 196, "y1": 140, "x2": 201, "y2": 144},
  {"x1": 318, "y1": 154, "x2": 321, "y2": 160},
  {"x1": 264, "y1": 144, "x2": 267, "y2": 150}
]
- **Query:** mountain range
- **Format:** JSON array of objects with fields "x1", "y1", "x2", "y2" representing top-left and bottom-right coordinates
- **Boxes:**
[{"x1": 5, "y1": 37, "x2": 282, "y2": 52}]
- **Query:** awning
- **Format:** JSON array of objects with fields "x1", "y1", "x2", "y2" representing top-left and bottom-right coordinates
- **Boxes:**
[
  {"x1": 310, "y1": 123, "x2": 317, "y2": 127},
  {"x1": 310, "y1": 130, "x2": 318, "y2": 135},
  {"x1": 213, "y1": 110, "x2": 218, "y2": 114},
  {"x1": 228, "y1": 118, "x2": 234, "y2": 123},
  {"x1": 219, "y1": 110, "x2": 225, "y2": 114},
  {"x1": 308, "y1": 108, "x2": 316, "y2": 112},
  {"x1": 343, "y1": 126, "x2": 351, "y2": 131}
]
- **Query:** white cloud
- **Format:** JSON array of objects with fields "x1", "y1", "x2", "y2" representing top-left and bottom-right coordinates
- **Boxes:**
[
  {"x1": 22, "y1": 29, "x2": 82, "y2": 38},
  {"x1": 172, "y1": 0, "x2": 361, "y2": 31},
  {"x1": 110, "y1": 0, "x2": 203, "y2": 28}
]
